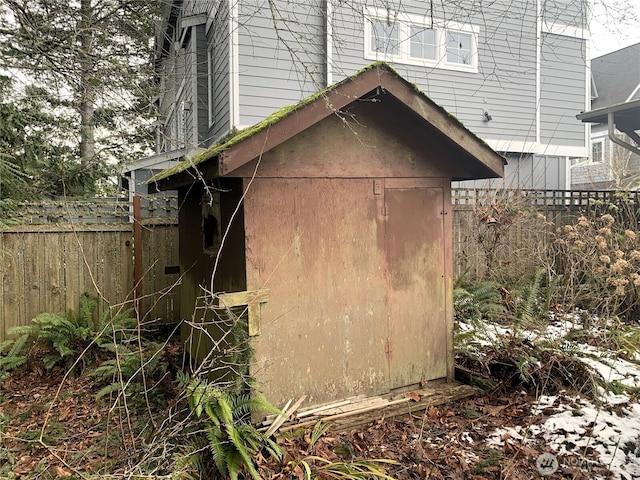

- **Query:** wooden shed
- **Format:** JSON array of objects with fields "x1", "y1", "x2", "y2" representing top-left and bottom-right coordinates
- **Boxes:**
[{"x1": 151, "y1": 63, "x2": 504, "y2": 409}]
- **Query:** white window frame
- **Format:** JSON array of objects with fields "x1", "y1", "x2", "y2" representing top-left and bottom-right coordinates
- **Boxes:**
[
  {"x1": 591, "y1": 137, "x2": 605, "y2": 164},
  {"x1": 364, "y1": 8, "x2": 479, "y2": 73}
]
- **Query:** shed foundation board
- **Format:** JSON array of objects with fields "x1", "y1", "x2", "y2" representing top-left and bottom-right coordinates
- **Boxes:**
[{"x1": 263, "y1": 381, "x2": 478, "y2": 433}]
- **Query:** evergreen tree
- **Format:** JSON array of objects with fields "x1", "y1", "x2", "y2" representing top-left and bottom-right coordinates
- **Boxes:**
[{"x1": 0, "y1": 0, "x2": 162, "y2": 198}]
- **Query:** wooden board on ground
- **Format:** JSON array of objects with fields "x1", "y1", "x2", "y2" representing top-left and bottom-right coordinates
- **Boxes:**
[{"x1": 264, "y1": 381, "x2": 478, "y2": 434}]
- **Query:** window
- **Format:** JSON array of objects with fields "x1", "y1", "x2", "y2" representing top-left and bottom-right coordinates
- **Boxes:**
[
  {"x1": 446, "y1": 31, "x2": 472, "y2": 65},
  {"x1": 410, "y1": 26, "x2": 436, "y2": 60},
  {"x1": 370, "y1": 18, "x2": 399, "y2": 56},
  {"x1": 364, "y1": 8, "x2": 479, "y2": 72},
  {"x1": 591, "y1": 139, "x2": 604, "y2": 163}
]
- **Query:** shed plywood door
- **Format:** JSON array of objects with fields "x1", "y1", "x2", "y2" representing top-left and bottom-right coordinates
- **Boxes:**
[{"x1": 385, "y1": 187, "x2": 447, "y2": 389}]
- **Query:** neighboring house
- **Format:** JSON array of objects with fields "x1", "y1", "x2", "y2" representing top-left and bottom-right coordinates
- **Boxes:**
[
  {"x1": 573, "y1": 43, "x2": 640, "y2": 190},
  {"x1": 127, "y1": 0, "x2": 589, "y2": 193}
]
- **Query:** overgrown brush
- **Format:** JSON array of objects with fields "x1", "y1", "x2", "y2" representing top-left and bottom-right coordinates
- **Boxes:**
[
  {"x1": 459, "y1": 190, "x2": 551, "y2": 286},
  {"x1": 550, "y1": 199, "x2": 640, "y2": 321},
  {"x1": 454, "y1": 274, "x2": 601, "y2": 399}
]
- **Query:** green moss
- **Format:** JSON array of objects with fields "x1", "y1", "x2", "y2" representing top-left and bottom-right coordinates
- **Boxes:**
[
  {"x1": 148, "y1": 60, "x2": 498, "y2": 184},
  {"x1": 148, "y1": 62, "x2": 397, "y2": 184}
]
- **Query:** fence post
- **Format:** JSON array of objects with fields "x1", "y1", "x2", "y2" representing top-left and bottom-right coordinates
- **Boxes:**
[{"x1": 133, "y1": 195, "x2": 144, "y2": 320}]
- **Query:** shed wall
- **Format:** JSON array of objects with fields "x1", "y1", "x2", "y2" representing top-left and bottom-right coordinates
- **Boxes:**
[{"x1": 243, "y1": 177, "x2": 450, "y2": 407}]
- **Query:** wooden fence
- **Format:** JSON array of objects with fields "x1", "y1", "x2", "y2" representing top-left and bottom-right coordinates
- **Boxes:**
[
  {"x1": 0, "y1": 196, "x2": 179, "y2": 342},
  {"x1": 451, "y1": 189, "x2": 640, "y2": 280},
  {"x1": 2, "y1": 189, "x2": 640, "y2": 340}
]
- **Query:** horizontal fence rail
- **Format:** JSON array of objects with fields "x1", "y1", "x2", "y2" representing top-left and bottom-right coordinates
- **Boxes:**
[
  {"x1": 452, "y1": 188, "x2": 640, "y2": 208},
  {"x1": 0, "y1": 195, "x2": 178, "y2": 227},
  {"x1": 2, "y1": 189, "x2": 638, "y2": 339}
]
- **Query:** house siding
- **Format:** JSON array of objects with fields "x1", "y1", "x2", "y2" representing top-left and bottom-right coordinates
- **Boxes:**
[
  {"x1": 207, "y1": 0, "x2": 232, "y2": 143},
  {"x1": 455, "y1": 154, "x2": 567, "y2": 190},
  {"x1": 195, "y1": 25, "x2": 210, "y2": 146},
  {"x1": 184, "y1": 34, "x2": 196, "y2": 148},
  {"x1": 236, "y1": 0, "x2": 325, "y2": 126},
  {"x1": 540, "y1": 32, "x2": 587, "y2": 148},
  {"x1": 331, "y1": 0, "x2": 539, "y2": 145},
  {"x1": 541, "y1": 0, "x2": 588, "y2": 29},
  {"x1": 145, "y1": 0, "x2": 587, "y2": 192}
]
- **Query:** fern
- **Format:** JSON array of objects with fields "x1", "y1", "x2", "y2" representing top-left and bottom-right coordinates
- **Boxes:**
[
  {"x1": 0, "y1": 334, "x2": 29, "y2": 372},
  {"x1": 172, "y1": 435, "x2": 213, "y2": 480},
  {"x1": 186, "y1": 377, "x2": 283, "y2": 479},
  {"x1": 77, "y1": 292, "x2": 98, "y2": 331},
  {"x1": 95, "y1": 382, "x2": 124, "y2": 399},
  {"x1": 454, "y1": 278, "x2": 504, "y2": 323},
  {"x1": 509, "y1": 269, "x2": 552, "y2": 331},
  {"x1": 90, "y1": 341, "x2": 165, "y2": 401},
  {"x1": 2, "y1": 294, "x2": 140, "y2": 372}
]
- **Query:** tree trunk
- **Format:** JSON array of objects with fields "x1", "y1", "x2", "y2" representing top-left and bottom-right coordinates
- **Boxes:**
[{"x1": 78, "y1": 0, "x2": 96, "y2": 169}]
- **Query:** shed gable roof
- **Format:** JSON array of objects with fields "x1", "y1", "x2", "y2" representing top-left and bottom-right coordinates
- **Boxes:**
[{"x1": 150, "y1": 62, "x2": 504, "y2": 191}]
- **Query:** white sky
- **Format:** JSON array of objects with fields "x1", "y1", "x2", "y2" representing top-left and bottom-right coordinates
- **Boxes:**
[{"x1": 590, "y1": 0, "x2": 640, "y2": 58}]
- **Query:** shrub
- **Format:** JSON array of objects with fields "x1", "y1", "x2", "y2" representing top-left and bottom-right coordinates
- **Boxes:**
[{"x1": 550, "y1": 207, "x2": 640, "y2": 321}]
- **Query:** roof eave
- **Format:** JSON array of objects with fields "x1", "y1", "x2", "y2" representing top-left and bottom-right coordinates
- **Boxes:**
[{"x1": 577, "y1": 99, "x2": 640, "y2": 124}]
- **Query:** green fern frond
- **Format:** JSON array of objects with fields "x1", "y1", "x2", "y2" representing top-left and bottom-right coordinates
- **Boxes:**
[
  {"x1": 212, "y1": 391, "x2": 235, "y2": 425},
  {"x1": 0, "y1": 333, "x2": 28, "y2": 370},
  {"x1": 77, "y1": 292, "x2": 99, "y2": 329},
  {"x1": 226, "y1": 424, "x2": 261, "y2": 480},
  {"x1": 225, "y1": 448, "x2": 243, "y2": 480},
  {"x1": 43, "y1": 353, "x2": 63, "y2": 370},
  {"x1": 454, "y1": 279, "x2": 504, "y2": 322},
  {"x1": 96, "y1": 382, "x2": 123, "y2": 399},
  {"x1": 6, "y1": 324, "x2": 39, "y2": 338},
  {"x1": 172, "y1": 434, "x2": 211, "y2": 479},
  {"x1": 264, "y1": 436, "x2": 284, "y2": 461},
  {"x1": 0, "y1": 333, "x2": 29, "y2": 356},
  {"x1": 511, "y1": 269, "x2": 546, "y2": 327}
]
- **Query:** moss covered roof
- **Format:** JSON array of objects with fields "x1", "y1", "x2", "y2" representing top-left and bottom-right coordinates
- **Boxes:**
[
  {"x1": 149, "y1": 61, "x2": 501, "y2": 187},
  {"x1": 149, "y1": 62, "x2": 394, "y2": 184}
]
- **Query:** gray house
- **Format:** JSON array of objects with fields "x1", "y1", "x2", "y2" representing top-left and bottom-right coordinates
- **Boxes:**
[
  {"x1": 130, "y1": 0, "x2": 589, "y2": 193},
  {"x1": 573, "y1": 43, "x2": 640, "y2": 190}
]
